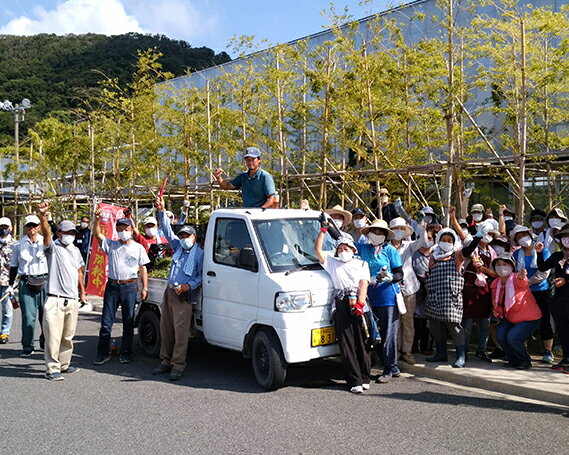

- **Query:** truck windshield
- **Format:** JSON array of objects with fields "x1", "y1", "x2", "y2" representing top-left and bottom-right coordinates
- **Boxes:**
[{"x1": 254, "y1": 218, "x2": 335, "y2": 273}]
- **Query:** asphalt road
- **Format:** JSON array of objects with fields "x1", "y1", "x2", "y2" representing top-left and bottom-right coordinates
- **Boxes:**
[{"x1": 1, "y1": 310, "x2": 567, "y2": 455}]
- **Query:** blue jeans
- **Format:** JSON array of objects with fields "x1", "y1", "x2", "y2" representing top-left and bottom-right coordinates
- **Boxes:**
[
  {"x1": 97, "y1": 282, "x2": 137, "y2": 357},
  {"x1": 373, "y1": 306, "x2": 400, "y2": 376},
  {"x1": 1, "y1": 285, "x2": 13, "y2": 335},
  {"x1": 463, "y1": 317, "x2": 490, "y2": 353},
  {"x1": 496, "y1": 319, "x2": 540, "y2": 365}
]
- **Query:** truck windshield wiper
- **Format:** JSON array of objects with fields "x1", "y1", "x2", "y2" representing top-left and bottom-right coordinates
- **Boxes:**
[{"x1": 285, "y1": 263, "x2": 321, "y2": 275}]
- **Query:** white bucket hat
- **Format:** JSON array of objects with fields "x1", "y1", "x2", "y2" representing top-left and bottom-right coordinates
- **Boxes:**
[{"x1": 389, "y1": 217, "x2": 413, "y2": 238}]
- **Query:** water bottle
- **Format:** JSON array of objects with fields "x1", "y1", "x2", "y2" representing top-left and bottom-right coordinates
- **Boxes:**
[
  {"x1": 348, "y1": 291, "x2": 357, "y2": 308},
  {"x1": 110, "y1": 339, "x2": 118, "y2": 356}
]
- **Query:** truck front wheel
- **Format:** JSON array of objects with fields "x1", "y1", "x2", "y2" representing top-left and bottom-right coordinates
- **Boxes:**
[
  {"x1": 251, "y1": 329, "x2": 287, "y2": 390},
  {"x1": 138, "y1": 310, "x2": 161, "y2": 358}
]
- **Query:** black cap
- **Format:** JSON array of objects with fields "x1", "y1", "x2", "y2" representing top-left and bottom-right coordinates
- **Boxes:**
[
  {"x1": 529, "y1": 208, "x2": 546, "y2": 220},
  {"x1": 351, "y1": 208, "x2": 365, "y2": 217},
  {"x1": 116, "y1": 218, "x2": 133, "y2": 227},
  {"x1": 178, "y1": 225, "x2": 196, "y2": 236}
]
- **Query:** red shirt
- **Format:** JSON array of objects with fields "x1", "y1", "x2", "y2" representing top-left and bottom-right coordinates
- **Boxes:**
[{"x1": 137, "y1": 234, "x2": 168, "y2": 253}]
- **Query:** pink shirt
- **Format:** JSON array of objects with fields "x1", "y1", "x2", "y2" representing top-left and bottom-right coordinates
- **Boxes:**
[{"x1": 491, "y1": 275, "x2": 542, "y2": 323}]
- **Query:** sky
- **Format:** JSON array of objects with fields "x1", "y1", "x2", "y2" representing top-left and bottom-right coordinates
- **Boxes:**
[{"x1": 0, "y1": 0, "x2": 395, "y2": 53}]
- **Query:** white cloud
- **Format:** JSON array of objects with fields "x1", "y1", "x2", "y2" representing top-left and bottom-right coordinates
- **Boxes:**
[
  {"x1": 125, "y1": 0, "x2": 221, "y2": 44},
  {"x1": 0, "y1": 0, "x2": 143, "y2": 36}
]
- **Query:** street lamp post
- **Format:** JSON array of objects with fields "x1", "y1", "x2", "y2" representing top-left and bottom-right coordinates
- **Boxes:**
[{"x1": 0, "y1": 98, "x2": 31, "y2": 218}]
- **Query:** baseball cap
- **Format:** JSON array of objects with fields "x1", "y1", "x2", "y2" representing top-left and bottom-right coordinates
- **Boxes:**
[
  {"x1": 143, "y1": 216, "x2": 157, "y2": 226},
  {"x1": 58, "y1": 220, "x2": 77, "y2": 233},
  {"x1": 470, "y1": 203, "x2": 484, "y2": 213},
  {"x1": 178, "y1": 225, "x2": 196, "y2": 236},
  {"x1": 0, "y1": 217, "x2": 11, "y2": 227},
  {"x1": 243, "y1": 147, "x2": 261, "y2": 159},
  {"x1": 351, "y1": 208, "x2": 366, "y2": 217},
  {"x1": 116, "y1": 218, "x2": 133, "y2": 227},
  {"x1": 24, "y1": 215, "x2": 40, "y2": 226}
]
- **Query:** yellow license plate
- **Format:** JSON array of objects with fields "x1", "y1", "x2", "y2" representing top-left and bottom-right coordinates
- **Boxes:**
[{"x1": 311, "y1": 326, "x2": 336, "y2": 347}]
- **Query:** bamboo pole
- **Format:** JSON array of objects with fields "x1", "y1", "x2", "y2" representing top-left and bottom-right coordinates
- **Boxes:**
[{"x1": 518, "y1": 19, "x2": 527, "y2": 221}]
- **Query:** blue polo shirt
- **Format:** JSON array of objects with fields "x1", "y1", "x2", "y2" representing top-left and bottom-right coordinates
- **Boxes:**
[
  {"x1": 230, "y1": 168, "x2": 276, "y2": 208},
  {"x1": 357, "y1": 242, "x2": 402, "y2": 308}
]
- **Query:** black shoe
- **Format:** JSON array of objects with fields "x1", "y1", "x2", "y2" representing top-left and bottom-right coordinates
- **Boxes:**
[
  {"x1": 552, "y1": 359, "x2": 569, "y2": 370},
  {"x1": 152, "y1": 364, "x2": 172, "y2": 375},
  {"x1": 61, "y1": 366, "x2": 80, "y2": 374},
  {"x1": 20, "y1": 350, "x2": 35, "y2": 357},
  {"x1": 490, "y1": 348, "x2": 506, "y2": 360},
  {"x1": 475, "y1": 351, "x2": 493, "y2": 363},
  {"x1": 169, "y1": 369, "x2": 183, "y2": 381},
  {"x1": 515, "y1": 363, "x2": 531, "y2": 370},
  {"x1": 93, "y1": 355, "x2": 111, "y2": 365},
  {"x1": 119, "y1": 352, "x2": 132, "y2": 364},
  {"x1": 503, "y1": 362, "x2": 519, "y2": 368}
]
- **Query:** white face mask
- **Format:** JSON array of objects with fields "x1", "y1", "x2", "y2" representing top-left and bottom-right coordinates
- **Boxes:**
[
  {"x1": 368, "y1": 233, "x2": 386, "y2": 246},
  {"x1": 333, "y1": 218, "x2": 344, "y2": 229},
  {"x1": 60, "y1": 234, "x2": 75, "y2": 246},
  {"x1": 495, "y1": 265, "x2": 513, "y2": 277},
  {"x1": 504, "y1": 216, "x2": 513, "y2": 222},
  {"x1": 531, "y1": 221, "x2": 544, "y2": 230},
  {"x1": 353, "y1": 218, "x2": 367, "y2": 229},
  {"x1": 80, "y1": 222, "x2": 89, "y2": 229},
  {"x1": 562, "y1": 237, "x2": 569, "y2": 249},
  {"x1": 425, "y1": 240, "x2": 435, "y2": 248},
  {"x1": 492, "y1": 245, "x2": 505, "y2": 255},
  {"x1": 180, "y1": 237, "x2": 194, "y2": 250},
  {"x1": 472, "y1": 213, "x2": 483, "y2": 222},
  {"x1": 118, "y1": 230, "x2": 132, "y2": 242},
  {"x1": 145, "y1": 227, "x2": 158, "y2": 238},
  {"x1": 338, "y1": 250, "x2": 354, "y2": 262},
  {"x1": 423, "y1": 215, "x2": 433, "y2": 224},
  {"x1": 517, "y1": 236, "x2": 532, "y2": 248},
  {"x1": 380, "y1": 196, "x2": 389, "y2": 205},
  {"x1": 438, "y1": 241, "x2": 454, "y2": 252},
  {"x1": 549, "y1": 218, "x2": 564, "y2": 229},
  {"x1": 482, "y1": 235, "x2": 493, "y2": 244},
  {"x1": 393, "y1": 229, "x2": 407, "y2": 241}
]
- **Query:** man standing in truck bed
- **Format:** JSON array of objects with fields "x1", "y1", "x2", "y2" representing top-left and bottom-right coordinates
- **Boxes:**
[
  {"x1": 152, "y1": 195, "x2": 204, "y2": 381},
  {"x1": 212, "y1": 147, "x2": 276, "y2": 208}
]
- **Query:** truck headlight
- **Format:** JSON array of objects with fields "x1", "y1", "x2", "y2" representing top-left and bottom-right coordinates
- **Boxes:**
[{"x1": 275, "y1": 291, "x2": 312, "y2": 312}]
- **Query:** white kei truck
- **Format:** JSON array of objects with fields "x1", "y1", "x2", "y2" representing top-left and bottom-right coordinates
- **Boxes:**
[{"x1": 135, "y1": 208, "x2": 339, "y2": 390}]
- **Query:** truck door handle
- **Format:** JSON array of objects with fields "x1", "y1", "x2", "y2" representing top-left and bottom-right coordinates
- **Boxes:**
[{"x1": 207, "y1": 271, "x2": 216, "y2": 277}]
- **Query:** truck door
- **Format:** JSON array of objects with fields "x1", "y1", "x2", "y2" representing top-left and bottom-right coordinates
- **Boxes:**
[{"x1": 203, "y1": 217, "x2": 260, "y2": 350}]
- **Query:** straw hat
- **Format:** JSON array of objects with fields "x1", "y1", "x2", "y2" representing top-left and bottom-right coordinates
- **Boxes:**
[
  {"x1": 389, "y1": 217, "x2": 413, "y2": 238},
  {"x1": 361, "y1": 219, "x2": 394, "y2": 239},
  {"x1": 325, "y1": 205, "x2": 352, "y2": 227}
]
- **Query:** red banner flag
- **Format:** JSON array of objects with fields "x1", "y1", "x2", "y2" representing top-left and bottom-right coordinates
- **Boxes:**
[{"x1": 86, "y1": 203, "x2": 128, "y2": 297}]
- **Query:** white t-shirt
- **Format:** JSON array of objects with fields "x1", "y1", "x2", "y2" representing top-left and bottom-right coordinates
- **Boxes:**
[
  {"x1": 322, "y1": 255, "x2": 371, "y2": 292},
  {"x1": 101, "y1": 238, "x2": 150, "y2": 281}
]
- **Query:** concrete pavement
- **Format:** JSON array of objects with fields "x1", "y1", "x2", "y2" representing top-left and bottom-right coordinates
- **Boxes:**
[{"x1": 400, "y1": 352, "x2": 569, "y2": 408}]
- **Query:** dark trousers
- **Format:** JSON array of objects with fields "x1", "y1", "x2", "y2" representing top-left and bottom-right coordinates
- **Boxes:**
[
  {"x1": 413, "y1": 317, "x2": 431, "y2": 353},
  {"x1": 335, "y1": 299, "x2": 371, "y2": 388},
  {"x1": 497, "y1": 318, "x2": 541, "y2": 365},
  {"x1": 97, "y1": 282, "x2": 137, "y2": 357},
  {"x1": 18, "y1": 281, "x2": 46, "y2": 351},
  {"x1": 373, "y1": 305, "x2": 399, "y2": 376},
  {"x1": 532, "y1": 290, "x2": 554, "y2": 341},
  {"x1": 429, "y1": 319, "x2": 465, "y2": 349},
  {"x1": 550, "y1": 296, "x2": 569, "y2": 359}
]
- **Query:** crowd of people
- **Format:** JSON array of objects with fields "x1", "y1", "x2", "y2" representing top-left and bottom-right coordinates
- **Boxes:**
[
  {"x1": 318, "y1": 192, "x2": 569, "y2": 392},
  {"x1": 1, "y1": 146, "x2": 568, "y2": 392}
]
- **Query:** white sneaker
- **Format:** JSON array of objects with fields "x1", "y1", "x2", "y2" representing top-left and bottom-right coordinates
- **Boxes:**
[
  {"x1": 78, "y1": 301, "x2": 93, "y2": 313},
  {"x1": 362, "y1": 383, "x2": 370, "y2": 390},
  {"x1": 350, "y1": 385, "x2": 363, "y2": 394}
]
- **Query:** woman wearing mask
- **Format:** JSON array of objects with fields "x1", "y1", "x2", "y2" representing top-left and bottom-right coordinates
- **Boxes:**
[
  {"x1": 537, "y1": 225, "x2": 569, "y2": 373},
  {"x1": 315, "y1": 232, "x2": 372, "y2": 393},
  {"x1": 347, "y1": 208, "x2": 369, "y2": 243},
  {"x1": 357, "y1": 220, "x2": 403, "y2": 383},
  {"x1": 425, "y1": 226, "x2": 485, "y2": 368},
  {"x1": 389, "y1": 217, "x2": 426, "y2": 365},
  {"x1": 491, "y1": 255, "x2": 542, "y2": 369},
  {"x1": 529, "y1": 209, "x2": 547, "y2": 237},
  {"x1": 511, "y1": 226, "x2": 554, "y2": 364},
  {"x1": 539, "y1": 208, "x2": 567, "y2": 254},
  {"x1": 466, "y1": 203, "x2": 486, "y2": 235}
]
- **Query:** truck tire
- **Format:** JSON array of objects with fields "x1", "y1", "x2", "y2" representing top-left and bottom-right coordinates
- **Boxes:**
[
  {"x1": 138, "y1": 310, "x2": 161, "y2": 358},
  {"x1": 252, "y1": 329, "x2": 287, "y2": 390}
]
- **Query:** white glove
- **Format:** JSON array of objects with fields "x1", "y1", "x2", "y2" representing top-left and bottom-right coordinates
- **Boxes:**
[
  {"x1": 394, "y1": 198, "x2": 403, "y2": 210},
  {"x1": 6, "y1": 285, "x2": 14, "y2": 296},
  {"x1": 183, "y1": 200, "x2": 191, "y2": 208},
  {"x1": 464, "y1": 183, "x2": 475, "y2": 198},
  {"x1": 475, "y1": 221, "x2": 490, "y2": 238}
]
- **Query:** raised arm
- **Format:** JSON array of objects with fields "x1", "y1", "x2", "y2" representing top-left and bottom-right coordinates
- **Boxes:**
[
  {"x1": 93, "y1": 208, "x2": 105, "y2": 246},
  {"x1": 315, "y1": 230, "x2": 326, "y2": 264},
  {"x1": 449, "y1": 206, "x2": 466, "y2": 241},
  {"x1": 38, "y1": 202, "x2": 51, "y2": 247},
  {"x1": 213, "y1": 168, "x2": 236, "y2": 190},
  {"x1": 155, "y1": 195, "x2": 179, "y2": 248}
]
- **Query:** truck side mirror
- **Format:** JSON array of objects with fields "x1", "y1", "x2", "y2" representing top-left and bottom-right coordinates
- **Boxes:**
[{"x1": 239, "y1": 247, "x2": 258, "y2": 272}]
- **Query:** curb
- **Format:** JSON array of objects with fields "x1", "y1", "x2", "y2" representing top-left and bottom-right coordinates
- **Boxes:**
[{"x1": 400, "y1": 359, "x2": 569, "y2": 407}]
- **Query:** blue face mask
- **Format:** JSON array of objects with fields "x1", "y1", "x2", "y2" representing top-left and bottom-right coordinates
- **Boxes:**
[{"x1": 180, "y1": 237, "x2": 194, "y2": 250}]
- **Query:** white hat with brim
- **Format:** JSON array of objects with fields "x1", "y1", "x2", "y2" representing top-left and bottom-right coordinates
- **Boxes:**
[
  {"x1": 510, "y1": 225, "x2": 532, "y2": 245},
  {"x1": 143, "y1": 216, "x2": 158, "y2": 226},
  {"x1": 24, "y1": 215, "x2": 40, "y2": 226},
  {"x1": 361, "y1": 219, "x2": 394, "y2": 239},
  {"x1": 422, "y1": 206, "x2": 435, "y2": 216},
  {"x1": 389, "y1": 217, "x2": 413, "y2": 238},
  {"x1": 325, "y1": 205, "x2": 352, "y2": 227},
  {"x1": 0, "y1": 217, "x2": 11, "y2": 227},
  {"x1": 334, "y1": 234, "x2": 357, "y2": 253}
]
